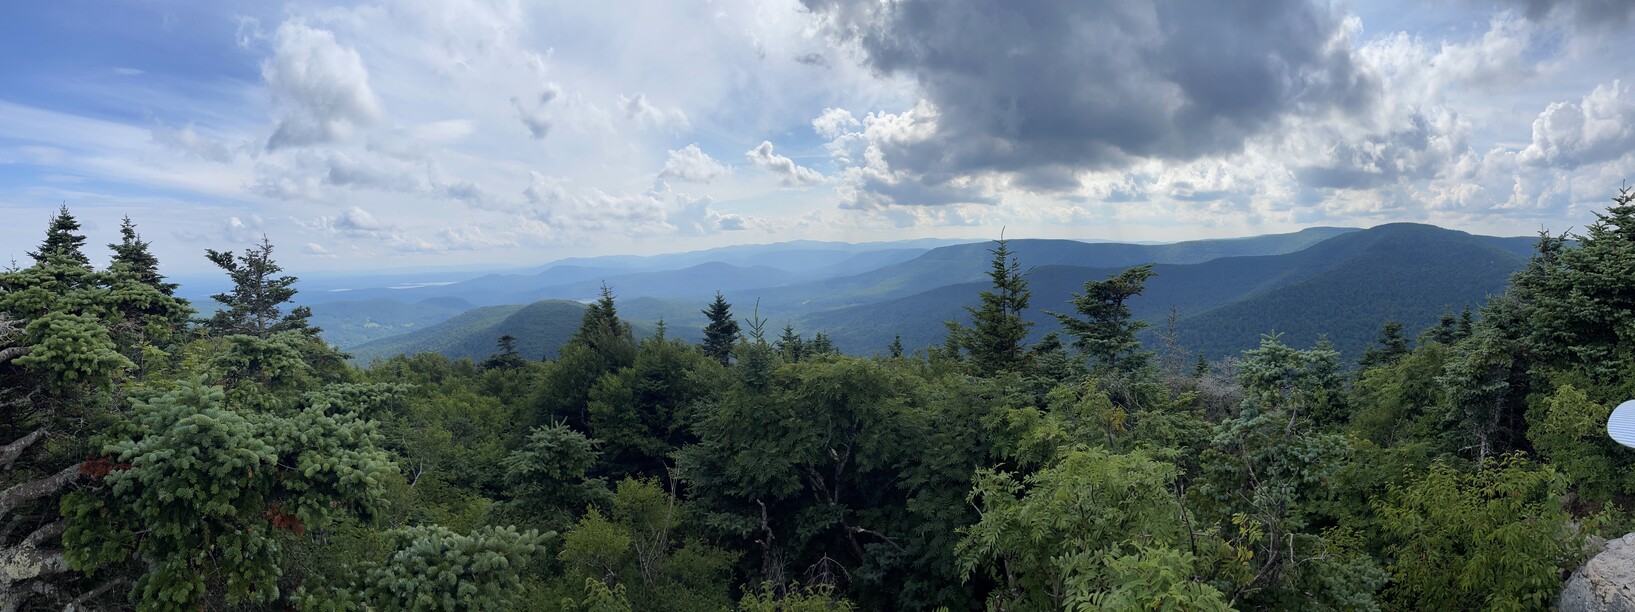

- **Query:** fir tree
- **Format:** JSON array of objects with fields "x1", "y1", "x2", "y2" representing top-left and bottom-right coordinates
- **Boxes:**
[
  {"x1": 945, "y1": 239, "x2": 1033, "y2": 375},
  {"x1": 28, "y1": 204, "x2": 91, "y2": 269},
  {"x1": 203, "y1": 236, "x2": 315, "y2": 338},
  {"x1": 888, "y1": 334, "x2": 904, "y2": 359},
  {"x1": 700, "y1": 292, "x2": 739, "y2": 366},
  {"x1": 483, "y1": 334, "x2": 527, "y2": 371},
  {"x1": 572, "y1": 283, "x2": 630, "y2": 353},
  {"x1": 1359, "y1": 321, "x2": 1410, "y2": 370},
  {"x1": 776, "y1": 324, "x2": 804, "y2": 362},
  {"x1": 1456, "y1": 305, "x2": 1474, "y2": 340},
  {"x1": 108, "y1": 216, "x2": 176, "y2": 295},
  {"x1": 807, "y1": 331, "x2": 836, "y2": 356},
  {"x1": 1049, "y1": 264, "x2": 1155, "y2": 373}
]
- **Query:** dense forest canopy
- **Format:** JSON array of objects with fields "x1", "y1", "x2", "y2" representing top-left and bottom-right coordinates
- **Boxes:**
[{"x1": 4, "y1": 187, "x2": 1635, "y2": 610}]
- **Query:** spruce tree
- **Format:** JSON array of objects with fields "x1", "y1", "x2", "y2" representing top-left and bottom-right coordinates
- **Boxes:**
[
  {"x1": 572, "y1": 283, "x2": 630, "y2": 353},
  {"x1": 482, "y1": 334, "x2": 526, "y2": 371},
  {"x1": 776, "y1": 324, "x2": 804, "y2": 362},
  {"x1": 108, "y1": 216, "x2": 176, "y2": 295},
  {"x1": 203, "y1": 236, "x2": 315, "y2": 338},
  {"x1": 1049, "y1": 264, "x2": 1154, "y2": 373},
  {"x1": 888, "y1": 334, "x2": 904, "y2": 359},
  {"x1": 700, "y1": 292, "x2": 739, "y2": 366},
  {"x1": 28, "y1": 204, "x2": 91, "y2": 269},
  {"x1": 945, "y1": 239, "x2": 1033, "y2": 375},
  {"x1": 1359, "y1": 321, "x2": 1410, "y2": 370}
]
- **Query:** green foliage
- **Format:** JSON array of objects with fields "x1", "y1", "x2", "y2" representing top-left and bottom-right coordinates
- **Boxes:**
[
  {"x1": 1376, "y1": 456, "x2": 1585, "y2": 610},
  {"x1": 61, "y1": 379, "x2": 394, "y2": 610},
  {"x1": 296, "y1": 525, "x2": 547, "y2": 611},
  {"x1": 557, "y1": 479, "x2": 738, "y2": 611},
  {"x1": 203, "y1": 237, "x2": 315, "y2": 338},
  {"x1": 1526, "y1": 384, "x2": 1630, "y2": 504},
  {"x1": 702, "y1": 291, "x2": 741, "y2": 366},
  {"x1": 944, "y1": 239, "x2": 1033, "y2": 376},
  {"x1": 14, "y1": 311, "x2": 133, "y2": 391},
  {"x1": 1050, "y1": 264, "x2": 1155, "y2": 373},
  {"x1": 956, "y1": 446, "x2": 1210, "y2": 610},
  {"x1": 28, "y1": 204, "x2": 91, "y2": 268}
]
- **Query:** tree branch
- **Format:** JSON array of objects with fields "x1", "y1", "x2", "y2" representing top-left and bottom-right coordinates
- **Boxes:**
[
  {"x1": 0, "y1": 345, "x2": 27, "y2": 365},
  {"x1": 0, "y1": 429, "x2": 46, "y2": 471},
  {"x1": 0, "y1": 462, "x2": 83, "y2": 521}
]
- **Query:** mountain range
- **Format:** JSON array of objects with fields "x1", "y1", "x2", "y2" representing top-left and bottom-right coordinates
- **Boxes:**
[{"x1": 307, "y1": 224, "x2": 1540, "y2": 367}]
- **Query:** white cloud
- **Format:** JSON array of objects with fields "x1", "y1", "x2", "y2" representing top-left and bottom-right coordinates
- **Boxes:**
[
  {"x1": 745, "y1": 140, "x2": 824, "y2": 186},
  {"x1": 1520, "y1": 80, "x2": 1635, "y2": 169},
  {"x1": 150, "y1": 123, "x2": 234, "y2": 163},
  {"x1": 620, "y1": 93, "x2": 689, "y2": 129},
  {"x1": 262, "y1": 20, "x2": 384, "y2": 150},
  {"x1": 657, "y1": 144, "x2": 728, "y2": 183}
]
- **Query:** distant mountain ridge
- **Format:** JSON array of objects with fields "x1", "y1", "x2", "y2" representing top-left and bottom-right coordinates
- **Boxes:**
[{"x1": 324, "y1": 223, "x2": 1541, "y2": 366}]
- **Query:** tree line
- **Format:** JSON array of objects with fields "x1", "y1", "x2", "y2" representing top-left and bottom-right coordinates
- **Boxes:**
[{"x1": 5, "y1": 187, "x2": 1635, "y2": 610}]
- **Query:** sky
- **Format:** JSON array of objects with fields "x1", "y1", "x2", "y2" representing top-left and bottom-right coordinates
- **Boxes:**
[{"x1": 2, "y1": 0, "x2": 1634, "y2": 273}]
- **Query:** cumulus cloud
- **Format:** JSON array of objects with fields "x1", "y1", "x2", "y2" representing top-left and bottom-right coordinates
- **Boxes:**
[
  {"x1": 620, "y1": 93, "x2": 689, "y2": 129},
  {"x1": 300, "y1": 206, "x2": 397, "y2": 238},
  {"x1": 302, "y1": 242, "x2": 336, "y2": 257},
  {"x1": 1520, "y1": 80, "x2": 1635, "y2": 169},
  {"x1": 657, "y1": 144, "x2": 728, "y2": 183},
  {"x1": 812, "y1": 107, "x2": 861, "y2": 140},
  {"x1": 263, "y1": 21, "x2": 384, "y2": 150},
  {"x1": 745, "y1": 140, "x2": 824, "y2": 186},
  {"x1": 801, "y1": 0, "x2": 1377, "y2": 185},
  {"x1": 520, "y1": 172, "x2": 746, "y2": 236}
]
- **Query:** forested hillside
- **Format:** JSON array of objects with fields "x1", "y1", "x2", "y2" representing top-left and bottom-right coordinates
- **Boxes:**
[{"x1": 5, "y1": 190, "x2": 1635, "y2": 610}]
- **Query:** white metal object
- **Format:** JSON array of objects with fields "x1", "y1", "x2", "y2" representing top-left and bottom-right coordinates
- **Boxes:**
[{"x1": 1607, "y1": 400, "x2": 1635, "y2": 449}]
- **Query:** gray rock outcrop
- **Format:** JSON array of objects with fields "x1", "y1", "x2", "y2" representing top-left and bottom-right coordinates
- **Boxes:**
[{"x1": 1561, "y1": 533, "x2": 1635, "y2": 611}]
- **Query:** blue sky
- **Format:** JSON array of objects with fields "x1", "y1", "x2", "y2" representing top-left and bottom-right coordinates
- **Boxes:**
[{"x1": 2, "y1": 0, "x2": 1633, "y2": 273}]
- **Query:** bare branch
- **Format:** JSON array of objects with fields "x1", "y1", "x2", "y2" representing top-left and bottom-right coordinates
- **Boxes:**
[
  {"x1": 0, "y1": 462, "x2": 83, "y2": 521},
  {"x1": 0, "y1": 345, "x2": 27, "y2": 365},
  {"x1": 0, "y1": 429, "x2": 46, "y2": 471}
]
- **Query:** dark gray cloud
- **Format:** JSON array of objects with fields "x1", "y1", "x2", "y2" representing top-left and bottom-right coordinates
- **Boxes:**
[
  {"x1": 1499, "y1": 0, "x2": 1635, "y2": 27},
  {"x1": 803, "y1": 0, "x2": 1378, "y2": 186}
]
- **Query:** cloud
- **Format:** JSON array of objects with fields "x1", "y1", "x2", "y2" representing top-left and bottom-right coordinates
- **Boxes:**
[
  {"x1": 521, "y1": 172, "x2": 744, "y2": 237},
  {"x1": 150, "y1": 123, "x2": 234, "y2": 163},
  {"x1": 812, "y1": 107, "x2": 861, "y2": 140},
  {"x1": 657, "y1": 144, "x2": 728, "y2": 183},
  {"x1": 795, "y1": 52, "x2": 829, "y2": 67},
  {"x1": 302, "y1": 242, "x2": 336, "y2": 257},
  {"x1": 745, "y1": 140, "x2": 824, "y2": 186},
  {"x1": 1520, "y1": 80, "x2": 1635, "y2": 169},
  {"x1": 113, "y1": 67, "x2": 144, "y2": 77},
  {"x1": 512, "y1": 87, "x2": 559, "y2": 139},
  {"x1": 262, "y1": 20, "x2": 385, "y2": 150},
  {"x1": 800, "y1": 0, "x2": 1377, "y2": 183},
  {"x1": 299, "y1": 206, "x2": 398, "y2": 238},
  {"x1": 1499, "y1": 0, "x2": 1635, "y2": 28},
  {"x1": 619, "y1": 93, "x2": 689, "y2": 129}
]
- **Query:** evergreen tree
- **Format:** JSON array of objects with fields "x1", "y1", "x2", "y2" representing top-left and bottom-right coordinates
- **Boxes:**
[
  {"x1": 482, "y1": 334, "x2": 527, "y2": 371},
  {"x1": 1358, "y1": 321, "x2": 1410, "y2": 370},
  {"x1": 108, "y1": 216, "x2": 176, "y2": 295},
  {"x1": 807, "y1": 331, "x2": 837, "y2": 356},
  {"x1": 888, "y1": 334, "x2": 904, "y2": 359},
  {"x1": 1050, "y1": 264, "x2": 1155, "y2": 373},
  {"x1": 1456, "y1": 305, "x2": 1474, "y2": 340},
  {"x1": 776, "y1": 324, "x2": 804, "y2": 362},
  {"x1": 203, "y1": 237, "x2": 315, "y2": 338},
  {"x1": 700, "y1": 292, "x2": 739, "y2": 366},
  {"x1": 1421, "y1": 310, "x2": 1459, "y2": 345},
  {"x1": 945, "y1": 239, "x2": 1032, "y2": 376},
  {"x1": 28, "y1": 204, "x2": 91, "y2": 269}
]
